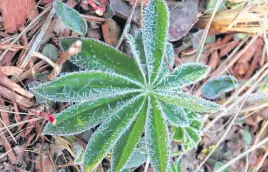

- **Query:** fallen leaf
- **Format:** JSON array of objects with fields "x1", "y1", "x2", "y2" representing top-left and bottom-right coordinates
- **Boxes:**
[
  {"x1": 0, "y1": 0, "x2": 37, "y2": 33},
  {"x1": 101, "y1": 19, "x2": 121, "y2": 46},
  {"x1": 168, "y1": 0, "x2": 199, "y2": 42}
]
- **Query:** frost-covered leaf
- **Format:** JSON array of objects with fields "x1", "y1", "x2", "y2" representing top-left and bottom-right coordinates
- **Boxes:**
[
  {"x1": 146, "y1": 97, "x2": 170, "y2": 172},
  {"x1": 142, "y1": 0, "x2": 169, "y2": 83},
  {"x1": 168, "y1": 0, "x2": 198, "y2": 41},
  {"x1": 159, "y1": 63, "x2": 210, "y2": 88},
  {"x1": 125, "y1": 32, "x2": 147, "y2": 83},
  {"x1": 160, "y1": 102, "x2": 189, "y2": 127},
  {"x1": 73, "y1": 143, "x2": 84, "y2": 165},
  {"x1": 83, "y1": 96, "x2": 145, "y2": 172},
  {"x1": 202, "y1": 75, "x2": 238, "y2": 99},
  {"x1": 111, "y1": 98, "x2": 148, "y2": 172},
  {"x1": 153, "y1": 42, "x2": 175, "y2": 85},
  {"x1": 60, "y1": 38, "x2": 143, "y2": 81},
  {"x1": 43, "y1": 94, "x2": 135, "y2": 136},
  {"x1": 54, "y1": 0, "x2": 87, "y2": 36},
  {"x1": 155, "y1": 91, "x2": 222, "y2": 113},
  {"x1": 172, "y1": 118, "x2": 202, "y2": 151},
  {"x1": 124, "y1": 141, "x2": 147, "y2": 169},
  {"x1": 30, "y1": 71, "x2": 141, "y2": 102}
]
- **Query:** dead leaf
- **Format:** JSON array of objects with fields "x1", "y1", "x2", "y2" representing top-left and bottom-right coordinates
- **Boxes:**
[
  {"x1": 0, "y1": 0, "x2": 37, "y2": 33},
  {"x1": 101, "y1": 19, "x2": 121, "y2": 46},
  {"x1": 0, "y1": 66, "x2": 24, "y2": 76},
  {"x1": 168, "y1": 0, "x2": 199, "y2": 42}
]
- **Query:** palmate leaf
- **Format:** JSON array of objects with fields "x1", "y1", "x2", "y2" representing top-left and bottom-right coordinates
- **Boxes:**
[
  {"x1": 111, "y1": 98, "x2": 148, "y2": 172},
  {"x1": 146, "y1": 97, "x2": 170, "y2": 172},
  {"x1": 60, "y1": 38, "x2": 144, "y2": 82},
  {"x1": 43, "y1": 94, "x2": 135, "y2": 136},
  {"x1": 142, "y1": 0, "x2": 169, "y2": 83},
  {"x1": 158, "y1": 63, "x2": 210, "y2": 88},
  {"x1": 160, "y1": 103, "x2": 189, "y2": 127},
  {"x1": 31, "y1": 0, "x2": 224, "y2": 171},
  {"x1": 83, "y1": 95, "x2": 146, "y2": 172},
  {"x1": 154, "y1": 91, "x2": 222, "y2": 113},
  {"x1": 172, "y1": 111, "x2": 203, "y2": 151},
  {"x1": 29, "y1": 71, "x2": 142, "y2": 102}
]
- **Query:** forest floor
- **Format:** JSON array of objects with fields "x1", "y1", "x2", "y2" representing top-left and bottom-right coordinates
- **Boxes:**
[{"x1": 0, "y1": 0, "x2": 267, "y2": 171}]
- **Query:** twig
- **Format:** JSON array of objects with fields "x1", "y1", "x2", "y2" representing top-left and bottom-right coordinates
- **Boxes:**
[
  {"x1": 256, "y1": 151, "x2": 268, "y2": 171},
  {"x1": 196, "y1": 97, "x2": 247, "y2": 171},
  {"x1": 196, "y1": 0, "x2": 224, "y2": 62},
  {"x1": 254, "y1": 120, "x2": 268, "y2": 145},
  {"x1": 215, "y1": 137, "x2": 268, "y2": 172},
  {"x1": 116, "y1": 0, "x2": 138, "y2": 49},
  {"x1": 0, "y1": 72, "x2": 34, "y2": 99},
  {"x1": 0, "y1": 121, "x2": 17, "y2": 164},
  {"x1": 47, "y1": 40, "x2": 82, "y2": 80},
  {"x1": 144, "y1": 157, "x2": 150, "y2": 172}
]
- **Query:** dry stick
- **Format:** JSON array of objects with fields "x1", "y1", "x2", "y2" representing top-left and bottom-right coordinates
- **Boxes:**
[
  {"x1": 0, "y1": 72, "x2": 34, "y2": 98},
  {"x1": 256, "y1": 150, "x2": 268, "y2": 171},
  {"x1": 254, "y1": 120, "x2": 268, "y2": 145},
  {"x1": 0, "y1": 6, "x2": 52, "y2": 61},
  {"x1": 47, "y1": 40, "x2": 82, "y2": 80},
  {"x1": 218, "y1": 35, "x2": 259, "y2": 76},
  {"x1": 196, "y1": 0, "x2": 224, "y2": 62},
  {"x1": 209, "y1": 36, "x2": 250, "y2": 78},
  {"x1": 0, "y1": 118, "x2": 17, "y2": 144},
  {"x1": 144, "y1": 157, "x2": 150, "y2": 172},
  {"x1": 0, "y1": 121, "x2": 17, "y2": 164},
  {"x1": 12, "y1": 7, "x2": 55, "y2": 81},
  {"x1": 116, "y1": 0, "x2": 138, "y2": 49},
  {"x1": 215, "y1": 137, "x2": 268, "y2": 172},
  {"x1": 0, "y1": 118, "x2": 41, "y2": 132},
  {"x1": 31, "y1": 52, "x2": 57, "y2": 68},
  {"x1": 196, "y1": 97, "x2": 248, "y2": 172}
]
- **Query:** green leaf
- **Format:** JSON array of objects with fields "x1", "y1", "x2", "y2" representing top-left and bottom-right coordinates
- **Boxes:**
[
  {"x1": 159, "y1": 63, "x2": 210, "y2": 88},
  {"x1": 153, "y1": 42, "x2": 175, "y2": 85},
  {"x1": 172, "y1": 127, "x2": 184, "y2": 142},
  {"x1": 53, "y1": 0, "x2": 87, "y2": 36},
  {"x1": 43, "y1": 94, "x2": 135, "y2": 136},
  {"x1": 125, "y1": 32, "x2": 147, "y2": 84},
  {"x1": 176, "y1": 160, "x2": 182, "y2": 172},
  {"x1": 213, "y1": 161, "x2": 230, "y2": 172},
  {"x1": 60, "y1": 38, "x2": 143, "y2": 82},
  {"x1": 42, "y1": 44, "x2": 59, "y2": 62},
  {"x1": 111, "y1": 98, "x2": 148, "y2": 172},
  {"x1": 202, "y1": 75, "x2": 238, "y2": 99},
  {"x1": 142, "y1": 0, "x2": 169, "y2": 83},
  {"x1": 83, "y1": 96, "x2": 145, "y2": 172},
  {"x1": 154, "y1": 91, "x2": 222, "y2": 113},
  {"x1": 160, "y1": 102, "x2": 190, "y2": 127},
  {"x1": 146, "y1": 97, "x2": 170, "y2": 172},
  {"x1": 207, "y1": 0, "x2": 227, "y2": 15},
  {"x1": 124, "y1": 141, "x2": 147, "y2": 169},
  {"x1": 73, "y1": 143, "x2": 84, "y2": 165},
  {"x1": 30, "y1": 71, "x2": 141, "y2": 102},
  {"x1": 242, "y1": 129, "x2": 252, "y2": 145}
]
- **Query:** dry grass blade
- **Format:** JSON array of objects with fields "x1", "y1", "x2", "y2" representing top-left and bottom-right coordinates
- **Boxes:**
[{"x1": 199, "y1": 3, "x2": 268, "y2": 33}]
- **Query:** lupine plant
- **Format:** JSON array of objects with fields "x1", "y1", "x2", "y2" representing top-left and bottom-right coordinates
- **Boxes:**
[{"x1": 30, "y1": 0, "x2": 222, "y2": 171}]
